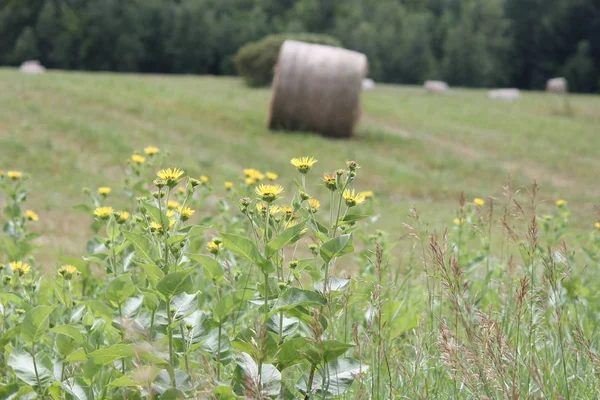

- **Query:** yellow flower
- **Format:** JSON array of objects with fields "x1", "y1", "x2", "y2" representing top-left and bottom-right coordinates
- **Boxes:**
[
  {"x1": 245, "y1": 177, "x2": 256, "y2": 185},
  {"x1": 322, "y1": 173, "x2": 337, "y2": 191},
  {"x1": 282, "y1": 205, "x2": 294, "y2": 216},
  {"x1": 93, "y1": 206, "x2": 114, "y2": 220},
  {"x1": 149, "y1": 221, "x2": 163, "y2": 232},
  {"x1": 342, "y1": 189, "x2": 365, "y2": 207},
  {"x1": 9, "y1": 261, "x2": 31, "y2": 276},
  {"x1": 360, "y1": 190, "x2": 374, "y2": 199},
  {"x1": 177, "y1": 206, "x2": 195, "y2": 221},
  {"x1": 308, "y1": 199, "x2": 320, "y2": 212},
  {"x1": 131, "y1": 154, "x2": 146, "y2": 164},
  {"x1": 98, "y1": 187, "x2": 111, "y2": 195},
  {"x1": 7, "y1": 171, "x2": 22, "y2": 180},
  {"x1": 58, "y1": 265, "x2": 78, "y2": 280},
  {"x1": 255, "y1": 184, "x2": 284, "y2": 203},
  {"x1": 473, "y1": 198, "x2": 485, "y2": 206},
  {"x1": 0, "y1": 170, "x2": 4, "y2": 177},
  {"x1": 284, "y1": 219, "x2": 299, "y2": 229},
  {"x1": 169, "y1": 219, "x2": 176, "y2": 229},
  {"x1": 556, "y1": 199, "x2": 566, "y2": 207},
  {"x1": 225, "y1": 181, "x2": 233, "y2": 190},
  {"x1": 144, "y1": 146, "x2": 160, "y2": 155},
  {"x1": 167, "y1": 200, "x2": 181, "y2": 210},
  {"x1": 197, "y1": 175, "x2": 208, "y2": 184},
  {"x1": 453, "y1": 218, "x2": 465, "y2": 225},
  {"x1": 256, "y1": 203, "x2": 281, "y2": 215},
  {"x1": 290, "y1": 157, "x2": 318, "y2": 174},
  {"x1": 157, "y1": 168, "x2": 185, "y2": 187},
  {"x1": 265, "y1": 172, "x2": 278, "y2": 181},
  {"x1": 206, "y1": 240, "x2": 221, "y2": 255},
  {"x1": 595, "y1": 222, "x2": 600, "y2": 230},
  {"x1": 166, "y1": 210, "x2": 175, "y2": 218},
  {"x1": 117, "y1": 211, "x2": 129, "y2": 223},
  {"x1": 25, "y1": 210, "x2": 39, "y2": 222},
  {"x1": 177, "y1": 186, "x2": 185, "y2": 193}
]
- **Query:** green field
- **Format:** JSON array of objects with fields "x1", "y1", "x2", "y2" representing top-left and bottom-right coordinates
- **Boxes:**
[{"x1": 1, "y1": 68, "x2": 599, "y2": 260}]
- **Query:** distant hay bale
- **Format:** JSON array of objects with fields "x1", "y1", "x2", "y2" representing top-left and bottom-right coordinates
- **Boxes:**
[
  {"x1": 268, "y1": 40, "x2": 368, "y2": 138},
  {"x1": 19, "y1": 60, "x2": 46, "y2": 74},
  {"x1": 362, "y1": 78, "x2": 375, "y2": 91},
  {"x1": 424, "y1": 80, "x2": 449, "y2": 93},
  {"x1": 546, "y1": 77, "x2": 568, "y2": 93},
  {"x1": 487, "y1": 88, "x2": 520, "y2": 101}
]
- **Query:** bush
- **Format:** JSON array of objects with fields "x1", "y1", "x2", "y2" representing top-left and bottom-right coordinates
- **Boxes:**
[{"x1": 234, "y1": 33, "x2": 342, "y2": 87}]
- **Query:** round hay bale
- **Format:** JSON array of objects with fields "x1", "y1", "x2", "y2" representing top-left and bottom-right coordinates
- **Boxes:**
[
  {"x1": 19, "y1": 60, "x2": 46, "y2": 74},
  {"x1": 267, "y1": 40, "x2": 368, "y2": 138},
  {"x1": 424, "y1": 80, "x2": 449, "y2": 93},
  {"x1": 546, "y1": 77, "x2": 568, "y2": 93}
]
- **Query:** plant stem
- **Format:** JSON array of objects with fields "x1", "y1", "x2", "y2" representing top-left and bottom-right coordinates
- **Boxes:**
[
  {"x1": 31, "y1": 343, "x2": 42, "y2": 393},
  {"x1": 217, "y1": 322, "x2": 222, "y2": 381},
  {"x1": 305, "y1": 364, "x2": 316, "y2": 400},
  {"x1": 179, "y1": 323, "x2": 191, "y2": 377},
  {"x1": 118, "y1": 303, "x2": 125, "y2": 374},
  {"x1": 166, "y1": 296, "x2": 176, "y2": 387}
]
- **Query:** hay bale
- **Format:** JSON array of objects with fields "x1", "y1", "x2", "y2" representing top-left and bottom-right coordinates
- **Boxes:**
[
  {"x1": 424, "y1": 80, "x2": 449, "y2": 93},
  {"x1": 546, "y1": 77, "x2": 568, "y2": 93},
  {"x1": 19, "y1": 60, "x2": 46, "y2": 74},
  {"x1": 362, "y1": 78, "x2": 375, "y2": 91},
  {"x1": 487, "y1": 88, "x2": 520, "y2": 101},
  {"x1": 268, "y1": 40, "x2": 368, "y2": 138}
]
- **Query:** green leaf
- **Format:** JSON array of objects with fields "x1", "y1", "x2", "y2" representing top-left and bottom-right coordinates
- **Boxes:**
[
  {"x1": 123, "y1": 231, "x2": 155, "y2": 264},
  {"x1": 142, "y1": 202, "x2": 170, "y2": 227},
  {"x1": 297, "y1": 358, "x2": 364, "y2": 397},
  {"x1": 157, "y1": 269, "x2": 194, "y2": 297},
  {"x1": 50, "y1": 325, "x2": 88, "y2": 348},
  {"x1": 0, "y1": 384, "x2": 19, "y2": 399},
  {"x1": 105, "y1": 274, "x2": 136, "y2": 305},
  {"x1": 0, "y1": 292, "x2": 22, "y2": 305},
  {"x1": 108, "y1": 374, "x2": 138, "y2": 388},
  {"x1": 314, "y1": 277, "x2": 351, "y2": 294},
  {"x1": 139, "y1": 262, "x2": 165, "y2": 288},
  {"x1": 276, "y1": 337, "x2": 310, "y2": 369},
  {"x1": 187, "y1": 254, "x2": 223, "y2": 281},
  {"x1": 21, "y1": 305, "x2": 55, "y2": 344},
  {"x1": 221, "y1": 232, "x2": 273, "y2": 274},
  {"x1": 8, "y1": 350, "x2": 53, "y2": 387},
  {"x1": 339, "y1": 214, "x2": 370, "y2": 223},
  {"x1": 265, "y1": 220, "x2": 307, "y2": 258},
  {"x1": 233, "y1": 353, "x2": 281, "y2": 397},
  {"x1": 267, "y1": 288, "x2": 326, "y2": 318},
  {"x1": 320, "y1": 234, "x2": 354, "y2": 263},
  {"x1": 66, "y1": 348, "x2": 87, "y2": 363},
  {"x1": 60, "y1": 378, "x2": 88, "y2": 400},
  {"x1": 88, "y1": 343, "x2": 168, "y2": 366},
  {"x1": 266, "y1": 315, "x2": 299, "y2": 339}
]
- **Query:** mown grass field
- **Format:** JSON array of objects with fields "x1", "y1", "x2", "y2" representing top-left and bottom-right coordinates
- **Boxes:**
[{"x1": 1, "y1": 68, "x2": 599, "y2": 261}]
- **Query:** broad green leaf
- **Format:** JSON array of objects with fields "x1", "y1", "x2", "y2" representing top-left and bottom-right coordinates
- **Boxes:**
[
  {"x1": 157, "y1": 269, "x2": 194, "y2": 297},
  {"x1": 108, "y1": 374, "x2": 137, "y2": 387},
  {"x1": 233, "y1": 353, "x2": 281, "y2": 397},
  {"x1": 88, "y1": 343, "x2": 168, "y2": 366},
  {"x1": 221, "y1": 232, "x2": 273, "y2": 274},
  {"x1": 276, "y1": 337, "x2": 310, "y2": 369},
  {"x1": 21, "y1": 305, "x2": 55, "y2": 344},
  {"x1": 0, "y1": 292, "x2": 22, "y2": 305},
  {"x1": 167, "y1": 235, "x2": 187, "y2": 246},
  {"x1": 339, "y1": 214, "x2": 370, "y2": 223},
  {"x1": 66, "y1": 348, "x2": 87, "y2": 363},
  {"x1": 187, "y1": 254, "x2": 223, "y2": 281},
  {"x1": 213, "y1": 291, "x2": 253, "y2": 323},
  {"x1": 171, "y1": 292, "x2": 198, "y2": 320},
  {"x1": 61, "y1": 378, "x2": 88, "y2": 400},
  {"x1": 199, "y1": 328, "x2": 232, "y2": 362},
  {"x1": 139, "y1": 262, "x2": 165, "y2": 288},
  {"x1": 321, "y1": 340, "x2": 354, "y2": 363},
  {"x1": 265, "y1": 220, "x2": 307, "y2": 258},
  {"x1": 123, "y1": 231, "x2": 155, "y2": 264},
  {"x1": 8, "y1": 350, "x2": 53, "y2": 387},
  {"x1": 0, "y1": 384, "x2": 19, "y2": 399},
  {"x1": 297, "y1": 358, "x2": 365, "y2": 397},
  {"x1": 105, "y1": 274, "x2": 136, "y2": 305},
  {"x1": 320, "y1": 234, "x2": 354, "y2": 263},
  {"x1": 50, "y1": 325, "x2": 88, "y2": 347},
  {"x1": 267, "y1": 288, "x2": 326, "y2": 318},
  {"x1": 266, "y1": 315, "x2": 299, "y2": 339},
  {"x1": 314, "y1": 277, "x2": 351, "y2": 294},
  {"x1": 142, "y1": 202, "x2": 170, "y2": 228}
]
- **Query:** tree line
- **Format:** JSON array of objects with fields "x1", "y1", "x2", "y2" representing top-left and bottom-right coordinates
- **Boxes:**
[{"x1": 1, "y1": 0, "x2": 598, "y2": 92}]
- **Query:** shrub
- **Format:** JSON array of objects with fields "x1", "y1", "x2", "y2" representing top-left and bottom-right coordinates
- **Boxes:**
[{"x1": 234, "y1": 33, "x2": 342, "y2": 87}]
